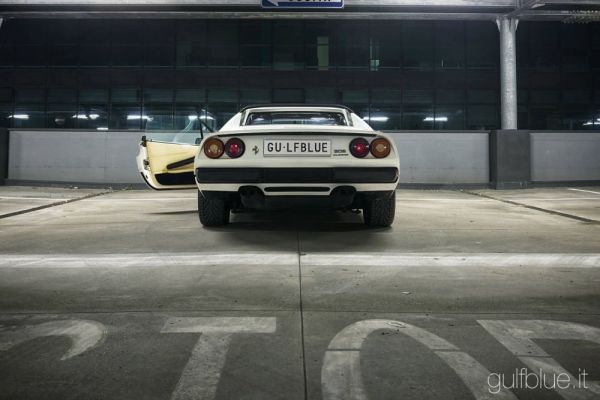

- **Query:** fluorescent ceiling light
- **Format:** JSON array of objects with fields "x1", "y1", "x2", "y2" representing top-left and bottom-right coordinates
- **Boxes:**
[
  {"x1": 72, "y1": 114, "x2": 88, "y2": 119},
  {"x1": 363, "y1": 116, "x2": 389, "y2": 122},
  {"x1": 423, "y1": 116, "x2": 448, "y2": 122},
  {"x1": 187, "y1": 114, "x2": 214, "y2": 121},
  {"x1": 127, "y1": 115, "x2": 153, "y2": 121},
  {"x1": 8, "y1": 114, "x2": 29, "y2": 120},
  {"x1": 96, "y1": 127, "x2": 108, "y2": 131}
]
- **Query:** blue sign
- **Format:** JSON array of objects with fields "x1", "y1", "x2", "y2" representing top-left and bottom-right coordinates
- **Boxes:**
[{"x1": 261, "y1": 0, "x2": 344, "y2": 9}]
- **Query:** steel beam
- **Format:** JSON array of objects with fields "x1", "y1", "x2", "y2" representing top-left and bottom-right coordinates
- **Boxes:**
[
  {"x1": 497, "y1": 17, "x2": 518, "y2": 130},
  {"x1": 0, "y1": 11, "x2": 503, "y2": 20},
  {"x1": 0, "y1": 0, "x2": 517, "y2": 6}
]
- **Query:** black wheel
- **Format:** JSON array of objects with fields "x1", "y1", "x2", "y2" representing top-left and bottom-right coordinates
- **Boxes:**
[
  {"x1": 363, "y1": 191, "x2": 396, "y2": 227},
  {"x1": 198, "y1": 190, "x2": 230, "y2": 227}
]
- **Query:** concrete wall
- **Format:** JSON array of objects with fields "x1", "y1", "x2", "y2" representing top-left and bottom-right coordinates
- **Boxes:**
[
  {"x1": 531, "y1": 131, "x2": 600, "y2": 182},
  {"x1": 387, "y1": 131, "x2": 490, "y2": 184},
  {"x1": 8, "y1": 129, "x2": 599, "y2": 186},
  {"x1": 8, "y1": 130, "x2": 142, "y2": 184},
  {"x1": 8, "y1": 129, "x2": 491, "y2": 186}
]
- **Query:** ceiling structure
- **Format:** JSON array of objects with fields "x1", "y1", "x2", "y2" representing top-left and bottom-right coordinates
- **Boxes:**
[{"x1": 0, "y1": 0, "x2": 599, "y2": 21}]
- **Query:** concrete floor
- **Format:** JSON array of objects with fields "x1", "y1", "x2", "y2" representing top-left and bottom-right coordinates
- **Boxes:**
[{"x1": 0, "y1": 186, "x2": 599, "y2": 400}]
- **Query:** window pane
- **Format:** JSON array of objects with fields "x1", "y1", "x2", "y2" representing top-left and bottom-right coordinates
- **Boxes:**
[
  {"x1": 0, "y1": 103, "x2": 13, "y2": 128},
  {"x1": 77, "y1": 104, "x2": 108, "y2": 130},
  {"x1": 79, "y1": 45, "x2": 111, "y2": 66},
  {"x1": 112, "y1": 88, "x2": 141, "y2": 103},
  {"x1": 240, "y1": 21, "x2": 272, "y2": 46},
  {"x1": 112, "y1": 46, "x2": 143, "y2": 66},
  {"x1": 561, "y1": 109, "x2": 591, "y2": 130},
  {"x1": 371, "y1": 89, "x2": 402, "y2": 105},
  {"x1": 436, "y1": 22, "x2": 465, "y2": 70},
  {"x1": 272, "y1": 88, "x2": 304, "y2": 103},
  {"x1": 46, "y1": 103, "x2": 77, "y2": 129},
  {"x1": 15, "y1": 45, "x2": 46, "y2": 66},
  {"x1": 367, "y1": 107, "x2": 401, "y2": 130},
  {"x1": 403, "y1": 105, "x2": 434, "y2": 130},
  {"x1": 208, "y1": 21, "x2": 238, "y2": 45},
  {"x1": 273, "y1": 46, "x2": 304, "y2": 70},
  {"x1": 436, "y1": 89, "x2": 465, "y2": 104},
  {"x1": 176, "y1": 43, "x2": 206, "y2": 66},
  {"x1": 207, "y1": 45, "x2": 238, "y2": 67},
  {"x1": 403, "y1": 89, "x2": 433, "y2": 104},
  {"x1": 12, "y1": 105, "x2": 45, "y2": 128},
  {"x1": 306, "y1": 87, "x2": 336, "y2": 104},
  {"x1": 177, "y1": 21, "x2": 206, "y2": 43},
  {"x1": 109, "y1": 104, "x2": 142, "y2": 130},
  {"x1": 174, "y1": 105, "x2": 206, "y2": 132},
  {"x1": 16, "y1": 89, "x2": 45, "y2": 103},
  {"x1": 49, "y1": 45, "x2": 78, "y2": 66},
  {"x1": 434, "y1": 105, "x2": 465, "y2": 130},
  {"x1": 240, "y1": 88, "x2": 270, "y2": 106},
  {"x1": 143, "y1": 104, "x2": 174, "y2": 131},
  {"x1": 467, "y1": 90, "x2": 496, "y2": 104},
  {"x1": 403, "y1": 22, "x2": 434, "y2": 70},
  {"x1": 144, "y1": 88, "x2": 173, "y2": 103},
  {"x1": 467, "y1": 105, "x2": 497, "y2": 129},
  {"x1": 530, "y1": 105, "x2": 561, "y2": 129},
  {"x1": 175, "y1": 89, "x2": 205, "y2": 103},
  {"x1": 207, "y1": 104, "x2": 237, "y2": 130},
  {"x1": 79, "y1": 89, "x2": 109, "y2": 103},
  {"x1": 145, "y1": 45, "x2": 174, "y2": 67},
  {"x1": 240, "y1": 45, "x2": 272, "y2": 68},
  {"x1": 338, "y1": 45, "x2": 369, "y2": 70},
  {"x1": 467, "y1": 22, "x2": 497, "y2": 69}
]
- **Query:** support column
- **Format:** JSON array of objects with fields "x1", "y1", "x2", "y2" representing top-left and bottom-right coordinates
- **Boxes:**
[
  {"x1": 497, "y1": 17, "x2": 518, "y2": 130},
  {"x1": 0, "y1": 128, "x2": 8, "y2": 186}
]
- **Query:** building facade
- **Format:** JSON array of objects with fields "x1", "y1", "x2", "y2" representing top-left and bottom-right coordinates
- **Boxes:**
[
  {"x1": 0, "y1": 0, "x2": 599, "y2": 187},
  {"x1": 0, "y1": 19, "x2": 599, "y2": 132}
]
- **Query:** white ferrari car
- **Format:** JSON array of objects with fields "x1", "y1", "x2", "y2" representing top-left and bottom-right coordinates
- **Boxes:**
[{"x1": 137, "y1": 105, "x2": 400, "y2": 227}]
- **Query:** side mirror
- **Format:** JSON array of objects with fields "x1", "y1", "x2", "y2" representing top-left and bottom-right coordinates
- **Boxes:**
[
  {"x1": 195, "y1": 137, "x2": 202, "y2": 145},
  {"x1": 141, "y1": 135, "x2": 147, "y2": 147}
]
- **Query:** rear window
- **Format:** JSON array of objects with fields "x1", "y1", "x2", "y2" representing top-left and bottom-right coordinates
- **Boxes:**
[{"x1": 245, "y1": 111, "x2": 348, "y2": 126}]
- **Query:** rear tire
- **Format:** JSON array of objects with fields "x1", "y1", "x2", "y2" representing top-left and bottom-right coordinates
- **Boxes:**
[
  {"x1": 363, "y1": 191, "x2": 396, "y2": 227},
  {"x1": 198, "y1": 190, "x2": 230, "y2": 227}
]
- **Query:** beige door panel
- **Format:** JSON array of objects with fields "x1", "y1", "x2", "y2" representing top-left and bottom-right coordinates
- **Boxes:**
[{"x1": 146, "y1": 141, "x2": 198, "y2": 175}]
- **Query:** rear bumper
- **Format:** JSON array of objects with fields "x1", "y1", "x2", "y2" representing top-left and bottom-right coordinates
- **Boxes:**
[
  {"x1": 202, "y1": 187, "x2": 394, "y2": 210},
  {"x1": 195, "y1": 167, "x2": 399, "y2": 184}
]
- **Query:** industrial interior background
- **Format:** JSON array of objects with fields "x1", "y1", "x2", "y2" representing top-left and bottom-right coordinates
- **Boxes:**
[{"x1": 0, "y1": 0, "x2": 599, "y2": 188}]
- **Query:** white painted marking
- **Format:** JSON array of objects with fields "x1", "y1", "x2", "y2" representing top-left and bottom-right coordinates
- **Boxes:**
[
  {"x1": 0, "y1": 319, "x2": 107, "y2": 360},
  {"x1": 321, "y1": 320, "x2": 516, "y2": 400},
  {"x1": 302, "y1": 253, "x2": 600, "y2": 268},
  {"x1": 479, "y1": 320, "x2": 600, "y2": 399},
  {"x1": 398, "y1": 197, "x2": 600, "y2": 201},
  {"x1": 0, "y1": 253, "x2": 299, "y2": 269},
  {"x1": 502, "y1": 198, "x2": 600, "y2": 201},
  {"x1": 82, "y1": 197, "x2": 196, "y2": 202},
  {"x1": 162, "y1": 317, "x2": 276, "y2": 400},
  {"x1": 0, "y1": 196, "x2": 67, "y2": 201},
  {"x1": 568, "y1": 188, "x2": 600, "y2": 196}
]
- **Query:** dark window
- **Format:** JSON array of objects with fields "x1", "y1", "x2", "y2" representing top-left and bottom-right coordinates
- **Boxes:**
[
  {"x1": 403, "y1": 105, "x2": 434, "y2": 130},
  {"x1": 436, "y1": 22, "x2": 465, "y2": 70}
]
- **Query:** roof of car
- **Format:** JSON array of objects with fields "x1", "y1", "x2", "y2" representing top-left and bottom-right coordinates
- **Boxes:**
[{"x1": 239, "y1": 104, "x2": 355, "y2": 113}]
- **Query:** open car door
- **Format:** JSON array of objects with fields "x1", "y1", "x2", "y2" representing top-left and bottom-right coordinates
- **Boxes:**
[{"x1": 137, "y1": 123, "x2": 209, "y2": 190}]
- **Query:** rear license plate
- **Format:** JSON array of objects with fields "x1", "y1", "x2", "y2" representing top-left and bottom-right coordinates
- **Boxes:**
[{"x1": 263, "y1": 139, "x2": 331, "y2": 157}]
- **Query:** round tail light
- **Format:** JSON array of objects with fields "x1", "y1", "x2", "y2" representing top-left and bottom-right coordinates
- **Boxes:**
[
  {"x1": 349, "y1": 138, "x2": 370, "y2": 158},
  {"x1": 370, "y1": 138, "x2": 391, "y2": 158},
  {"x1": 204, "y1": 138, "x2": 224, "y2": 159},
  {"x1": 225, "y1": 138, "x2": 245, "y2": 158}
]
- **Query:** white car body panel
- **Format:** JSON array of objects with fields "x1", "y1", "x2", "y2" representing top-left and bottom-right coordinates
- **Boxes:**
[
  {"x1": 193, "y1": 106, "x2": 400, "y2": 196},
  {"x1": 138, "y1": 105, "x2": 400, "y2": 197}
]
